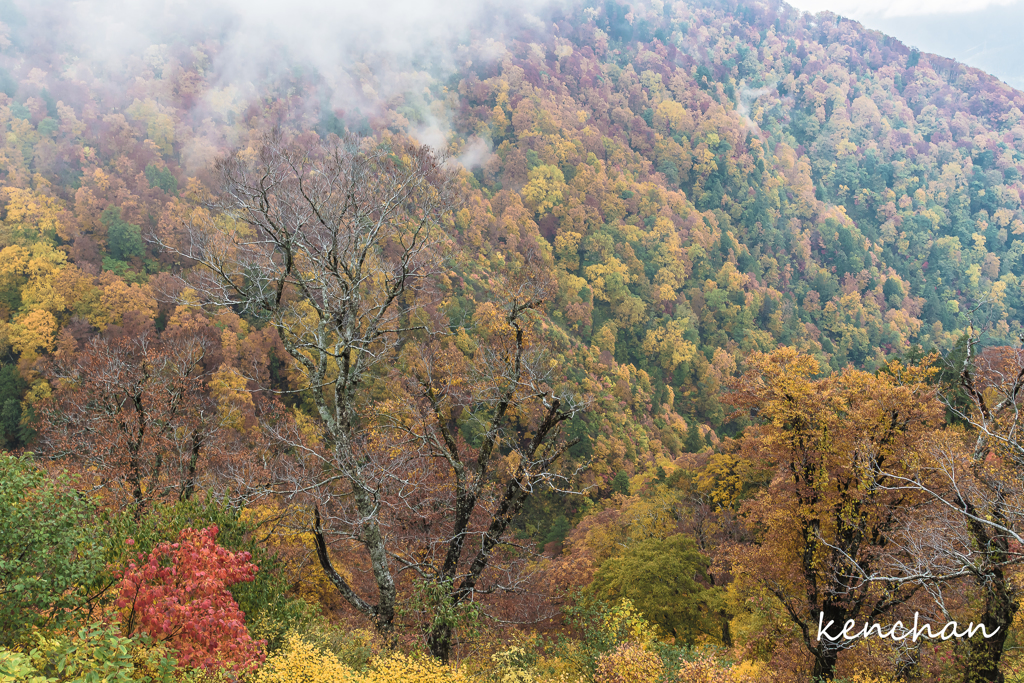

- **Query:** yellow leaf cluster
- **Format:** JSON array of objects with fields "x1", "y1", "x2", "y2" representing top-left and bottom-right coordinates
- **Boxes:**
[
  {"x1": 126, "y1": 99, "x2": 176, "y2": 155},
  {"x1": 91, "y1": 274, "x2": 157, "y2": 330},
  {"x1": 652, "y1": 101, "x2": 691, "y2": 136},
  {"x1": 254, "y1": 633, "x2": 362, "y2": 683},
  {"x1": 521, "y1": 165, "x2": 566, "y2": 215},
  {"x1": 593, "y1": 643, "x2": 663, "y2": 683},
  {"x1": 0, "y1": 242, "x2": 69, "y2": 315},
  {"x1": 601, "y1": 599, "x2": 660, "y2": 647},
  {"x1": 5, "y1": 308, "x2": 57, "y2": 357},
  {"x1": 209, "y1": 364, "x2": 254, "y2": 432},
  {"x1": 238, "y1": 505, "x2": 349, "y2": 607},
  {"x1": 1, "y1": 186, "x2": 70, "y2": 244},
  {"x1": 641, "y1": 319, "x2": 695, "y2": 372},
  {"x1": 584, "y1": 258, "x2": 630, "y2": 303},
  {"x1": 671, "y1": 655, "x2": 736, "y2": 683},
  {"x1": 365, "y1": 652, "x2": 470, "y2": 683},
  {"x1": 696, "y1": 452, "x2": 755, "y2": 510}
]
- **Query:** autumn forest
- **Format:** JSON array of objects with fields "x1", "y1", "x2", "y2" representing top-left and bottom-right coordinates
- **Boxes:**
[{"x1": 3, "y1": 0, "x2": 1024, "y2": 681}]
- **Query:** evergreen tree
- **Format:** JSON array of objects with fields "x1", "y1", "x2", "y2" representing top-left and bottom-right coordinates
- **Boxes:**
[
  {"x1": 684, "y1": 419, "x2": 705, "y2": 453},
  {"x1": 101, "y1": 207, "x2": 144, "y2": 262},
  {"x1": 611, "y1": 470, "x2": 630, "y2": 495}
]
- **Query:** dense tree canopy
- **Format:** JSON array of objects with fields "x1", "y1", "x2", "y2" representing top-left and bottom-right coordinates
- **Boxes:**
[{"x1": 3, "y1": 0, "x2": 1024, "y2": 679}]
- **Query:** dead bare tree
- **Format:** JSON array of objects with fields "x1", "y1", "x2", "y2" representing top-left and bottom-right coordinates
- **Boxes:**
[{"x1": 156, "y1": 132, "x2": 587, "y2": 656}]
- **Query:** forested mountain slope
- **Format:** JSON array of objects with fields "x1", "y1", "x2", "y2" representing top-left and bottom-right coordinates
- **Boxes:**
[
  {"x1": 3, "y1": 0, "x2": 1024, "y2": 681},
  {"x1": 3, "y1": 0, "x2": 1022, "y2": 451}
]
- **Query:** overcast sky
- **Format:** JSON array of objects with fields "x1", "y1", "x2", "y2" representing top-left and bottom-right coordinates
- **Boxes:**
[
  {"x1": 785, "y1": 0, "x2": 1018, "y2": 15},
  {"x1": 784, "y1": 0, "x2": 1024, "y2": 89}
]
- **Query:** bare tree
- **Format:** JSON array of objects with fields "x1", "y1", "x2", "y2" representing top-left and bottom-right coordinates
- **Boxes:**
[
  {"x1": 376, "y1": 273, "x2": 588, "y2": 660},
  {"x1": 157, "y1": 132, "x2": 587, "y2": 655},
  {"x1": 917, "y1": 340, "x2": 1024, "y2": 683},
  {"x1": 843, "y1": 339, "x2": 1024, "y2": 683}
]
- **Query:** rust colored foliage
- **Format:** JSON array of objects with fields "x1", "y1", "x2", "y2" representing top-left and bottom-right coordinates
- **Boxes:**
[
  {"x1": 116, "y1": 524, "x2": 266, "y2": 673},
  {"x1": 36, "y1": 323, "x2": 269, "y2": 515}
]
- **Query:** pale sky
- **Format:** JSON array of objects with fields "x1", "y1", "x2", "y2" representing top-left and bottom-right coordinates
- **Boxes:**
[
  {"x1": 783, "y1": 0, "x2": 1024, "y2": 88},
  {"x1": 786, "y1": 0, "x2": 1020, "y2": 17}
]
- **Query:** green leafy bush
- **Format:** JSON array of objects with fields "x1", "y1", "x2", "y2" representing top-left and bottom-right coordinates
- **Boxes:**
[
  {"x1": 0, "y1": 453, "x2": 105, "y2": 646},
  {"x1": 1, "y1": 622, "x2": 177, "y2": 683}
]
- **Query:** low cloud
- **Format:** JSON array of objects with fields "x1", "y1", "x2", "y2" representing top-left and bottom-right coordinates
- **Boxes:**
[{"x1": 11, "y1": 0, "x2": 565, "y2": 118}]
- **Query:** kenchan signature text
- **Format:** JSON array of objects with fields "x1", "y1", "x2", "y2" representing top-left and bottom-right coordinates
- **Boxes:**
[{"x1": 817, "y1": 612, "x2": 1000, "y2": 642}]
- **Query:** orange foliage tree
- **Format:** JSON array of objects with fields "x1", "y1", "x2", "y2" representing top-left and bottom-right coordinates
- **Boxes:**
[{"x1": 729, "y1": 347, "x2": 943, "y2": 681}]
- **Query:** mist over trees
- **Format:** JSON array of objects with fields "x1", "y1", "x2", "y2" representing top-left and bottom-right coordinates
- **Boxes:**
[{"x1": 4, "y1": 0, "x2": 1024, "y2": 681}]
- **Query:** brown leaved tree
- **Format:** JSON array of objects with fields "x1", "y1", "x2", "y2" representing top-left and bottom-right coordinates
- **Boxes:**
[{"x1": 38, "y1": 323, "x2": 223, "y2": 517}]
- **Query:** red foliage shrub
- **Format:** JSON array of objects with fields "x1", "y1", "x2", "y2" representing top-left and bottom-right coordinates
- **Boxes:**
[{"x1": 116, "y1": 525, "x2": 266, "y2": 672}]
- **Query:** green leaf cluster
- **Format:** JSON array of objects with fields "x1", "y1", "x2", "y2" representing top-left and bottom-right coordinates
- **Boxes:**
[
  {"x1": 0, "y1": 454, "x2": 105, "y2": 647},
  {"x1": 588, "y1": 534, "x2": 720, "y2": 643},
  {"x1": 1, "y1": 623, "x2": 177, "y2": 683}
]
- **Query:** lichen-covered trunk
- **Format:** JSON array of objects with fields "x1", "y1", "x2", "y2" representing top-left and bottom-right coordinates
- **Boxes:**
[{"x1": 962, "y1": 499, "x2": 1017, "y2": 683}]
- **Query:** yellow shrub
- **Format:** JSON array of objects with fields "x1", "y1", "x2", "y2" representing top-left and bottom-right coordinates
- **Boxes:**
[
  {"x1": 672, "y1": 656, "x2": 732, "y2": 683},
  {"x1": 593, "y1": 643, "x2": 664, "y2": 683},
  {"x1": 366, "y1": 652, "x2": 470, "y2": 683},
  {"x1": 254, "y1": 633, "x2": 362, "y2": 683},
  {"x1": 531, "y1": 650, "x2": 588, "y2": 683},
  {"x1": 729, "y1": 660, "x2": 767, "y2": 682},
  {"x1": 600, "y1": 599, "x2": 661, "y2": 647},
  {"x1": 491, "y1": 645, "x2": 536, "y2": 683},
  {"x1": 844, "y1": 674, "x2": 902, "y2": 683}
]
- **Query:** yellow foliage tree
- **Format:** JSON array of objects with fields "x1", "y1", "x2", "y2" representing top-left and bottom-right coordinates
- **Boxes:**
[
  {"x1": 0, "y1": 186, "x2": 70, "y2": 245},
  {"x1": 126, "y1": 99, "x2": 176, "y2": 155},
  {"x1": 208, "y1": 364, "x2": 255, "y2": 432},
  {"x1": 641, "y1": 319, "x2": 696, "y2": 373},
  {"x1": 521, "y1": 165, "x2": 567, "y2": 215},
  {"x1": 91, "y1": 274, "x2": 157, "y2": 330},
  {"x1": 6, "y1": 308, "x2": 57, "y2": 357}
]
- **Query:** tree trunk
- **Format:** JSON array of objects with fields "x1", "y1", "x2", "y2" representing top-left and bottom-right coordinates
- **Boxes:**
[
  {"x1": 426, "y1": 622, "x2": 453, "y2": 662},
  {"x1": 962, "y1": 572, "x2": 1016, "y2": 683},
  {"x1": 180, "y1": 428, "x2": 201, "y2": 501},
  {"x1": 812, "y1": 648, "x2": 838, "y2": 682},
  {"x1": 808, "y1": 602, "x2": 846, "y2": 683},
  {"x1": 311, "y1": 504, "x2": 396, "y2": 642},
  {"x1": 961, "y1": 500, "x2": 1017, "y2": 683},
  {"x1": 719, "y1": 608, "x2": 732, "y2": 648}
]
